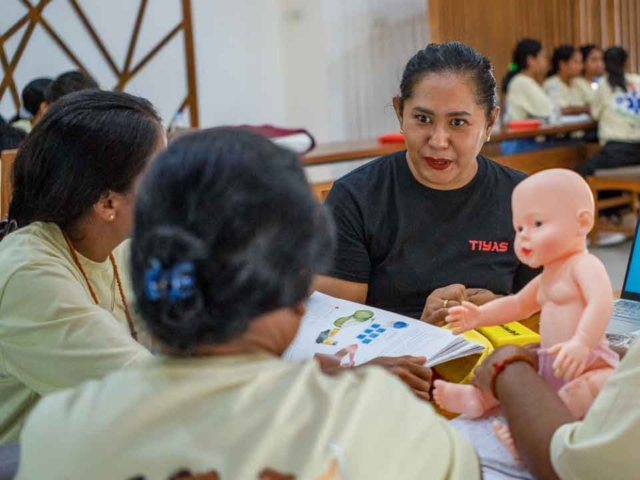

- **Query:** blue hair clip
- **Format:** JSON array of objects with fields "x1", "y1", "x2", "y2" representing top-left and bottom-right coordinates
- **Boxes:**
[{"x1": 144, "y1": 259, "x2": 196, "y2": 303}]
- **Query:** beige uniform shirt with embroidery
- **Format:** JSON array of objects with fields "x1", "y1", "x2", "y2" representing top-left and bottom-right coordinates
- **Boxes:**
[
  {"x1": 590, "y1": 73, "x2": 640, "y2": 144},
  {"x1": 506, "y1": 74, "x2": 552, "y2": 121},
  {"x1": 551, "y1": 336, "x2": 640, "y2": 479},
  {"x1": 573, "y1": 77, "x2": 599, "y2": 105},
  {"x1": 0, "y1": 222, "x2": 151, "y2": 443},
  {"x1": 17, "y1": 355, "x2": 480, "y2": 480},
  {"x1": 543, "y1": 75, "x2": 590, "y2": 108}
]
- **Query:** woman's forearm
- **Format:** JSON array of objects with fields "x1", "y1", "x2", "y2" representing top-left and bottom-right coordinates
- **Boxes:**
[{"x1": 495, "y1": 362, "x2": 576, "y2": 479}]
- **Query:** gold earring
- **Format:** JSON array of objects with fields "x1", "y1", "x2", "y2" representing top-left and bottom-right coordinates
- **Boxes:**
[{"x1": 486, "y1": 136, "x2": 491, "y2": 142}]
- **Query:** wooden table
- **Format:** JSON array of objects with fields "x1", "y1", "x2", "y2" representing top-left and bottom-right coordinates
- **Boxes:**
[{"x1": 303, "y1": 121, "x2": 597, "y2": 166}]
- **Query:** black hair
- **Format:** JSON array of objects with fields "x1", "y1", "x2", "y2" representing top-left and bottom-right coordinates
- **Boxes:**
[
  {"x1": 580, "y1": 44, "x2": 599, "y2": 63},
  {"x1": 44, "y1": 70, "x2": 99, "y2": 104},
  {"x1": 131, "y1": 128, "x2": 334, "y2": 351},
  {"x1": 0, "y1": 121, "x2": 27, "y2": 151},
  {"x1": 398, "y1": 42, "x2": 497, "y2": 120},
  {"x1": 6, "y1": 90, "x2": 162, "y2": 234},
  {"x1": 549, "y1": 45, "x2": 577, "y2": 77},
  {"x1": 604, "y1": 46, "x2": 628, "y2": 92},
  {"x1": 22, "y1": 77, "x2": 53, "y2": 116},
  {"x1": 502, "y1": 38, "x2": 543, "y2": 93}
]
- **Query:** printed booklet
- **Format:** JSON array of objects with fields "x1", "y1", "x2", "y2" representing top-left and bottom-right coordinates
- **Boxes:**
[{"x1": 283, "y1": 292, "x2": 485, "y2": 367}]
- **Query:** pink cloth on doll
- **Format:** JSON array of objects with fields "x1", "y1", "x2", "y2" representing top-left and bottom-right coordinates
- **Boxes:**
[{"x1": 537, "y1": 341, "x2": 620, "y2": 392}]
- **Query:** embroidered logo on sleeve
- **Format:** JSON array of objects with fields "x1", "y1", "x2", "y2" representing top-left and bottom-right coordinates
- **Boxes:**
[
  {"x1": 614, "y1": 89, "x2": 640, "y2": 117},
  {"x1": 469, "y1": 240, "x2": 509, "y2": 252}
]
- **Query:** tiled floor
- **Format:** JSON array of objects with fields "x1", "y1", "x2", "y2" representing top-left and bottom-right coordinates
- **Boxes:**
[{"x1": 591, "y1": 239, "x2": 633, "y2": 291}]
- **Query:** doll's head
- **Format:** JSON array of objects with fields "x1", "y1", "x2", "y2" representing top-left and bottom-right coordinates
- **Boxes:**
[{"x1": 512, "y1": 169, "x2": 594, "y2": 268}]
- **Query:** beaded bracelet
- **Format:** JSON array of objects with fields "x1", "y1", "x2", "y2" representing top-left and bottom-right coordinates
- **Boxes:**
[{"x1": 489, "y1": 354, "x2": 536, "y2": 398}]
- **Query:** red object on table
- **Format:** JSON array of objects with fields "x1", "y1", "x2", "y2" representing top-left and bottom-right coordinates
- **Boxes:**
[
  {"x1": 377, "y1": 132, "x2": 405, "y2": 143},
  {"x1": 507, "y1": 120, "x2": 542, "y2": 131}
]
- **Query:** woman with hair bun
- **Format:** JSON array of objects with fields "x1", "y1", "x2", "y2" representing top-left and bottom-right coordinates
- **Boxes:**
[
  {"x1": 316, "y1": 41, "x2": 538, "y2": 324},
  {"x1": 17, "y1": 129, "x2": 481, "y2": 479}
]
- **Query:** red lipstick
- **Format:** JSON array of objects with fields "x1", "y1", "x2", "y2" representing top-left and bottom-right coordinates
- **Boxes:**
[{"x1": 424, "y1": 156, "x2": 453, "y2": 170}]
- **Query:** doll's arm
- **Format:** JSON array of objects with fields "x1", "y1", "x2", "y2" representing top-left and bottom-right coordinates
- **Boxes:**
[
  {"x1": 446, "y1": 276, "x2": 541, "y2": 334},
  {"x1": 573, "y1": 255, "x2": 614, "y2": 346},
  {"x1": 550, "y1": 255, "x2": 613, "y2": 380}
]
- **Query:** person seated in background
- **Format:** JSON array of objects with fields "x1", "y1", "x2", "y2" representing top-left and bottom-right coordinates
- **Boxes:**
[
  {"x1": 503, "y1": 38, "x2": 552, "y2": 122},
  {"x1": 578, "y1": 46, "x2": 640, "y2": 176},
  {"x1": 9, "y1": 77, "x2": 52, "y2": 132},
  {"x1": 575, "y1": 44, "x2": 605, "y2": 104},
  {"x1": 0, "y1": 116, "x2": 27, "y2": 152},
  {"x1": 501, "y1": 39, "x2": 554, "y2": 154},
  {"x1": 41, "y1": 69, "x2": 99, "y2": 114},
  {"x1": 16, "y1": 128, "x2": 481, "y2": 480},
  {"x1": 0, "y1": 90, "x2": 165, "y2": 443},
  {"x1": 316, "y1": 42, "x2": 538, "y2": 325},
  {"x1": 544, "y1": 45, "x2": 590, "y2": 116},
  {"x1": 577, "y1": 46, "x2": 640, "y2": 245}
]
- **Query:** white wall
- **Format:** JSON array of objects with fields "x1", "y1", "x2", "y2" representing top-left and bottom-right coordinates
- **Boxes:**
[
  {"x1": 0, "y1": 0, "x2": 287, "y2": 128},
  {"x1": 1, "y1": 0, "x2": 428, "y2": 142},
  {"x1": 280, "y1": 0, "x2": 429, "y2": 142}
]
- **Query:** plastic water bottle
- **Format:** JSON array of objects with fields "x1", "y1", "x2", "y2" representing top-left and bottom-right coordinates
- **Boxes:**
[{"x1": 549, "y1": 99, "x2": 562, "y2": 125}]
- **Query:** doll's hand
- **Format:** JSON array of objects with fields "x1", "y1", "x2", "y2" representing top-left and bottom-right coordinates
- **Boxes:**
[
  {"x1": 445, "y1": 301, "x2": 481, "y2": 334},
  {"x1": 548, "y1": 339, "x2": 590, "y2": 381}
]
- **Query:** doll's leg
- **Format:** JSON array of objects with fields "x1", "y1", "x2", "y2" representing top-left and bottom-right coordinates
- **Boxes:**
[
  {"x1": 557, "y1": 367, "x2": 614, "y2": 419},
  {"x1": 492, "y1": 421, "x2": 522, "y2": 461},
  {"x1": 433, "y1": 380, "x2": 499, "y2": 418}
]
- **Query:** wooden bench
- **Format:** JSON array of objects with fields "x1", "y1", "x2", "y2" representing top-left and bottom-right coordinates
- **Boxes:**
[
  {"x1": 586, "y1": 167, "x2": 640, "y2": 243},
  {"x1": 0, "y1": 149, "x2": 17, "y2": 218}
]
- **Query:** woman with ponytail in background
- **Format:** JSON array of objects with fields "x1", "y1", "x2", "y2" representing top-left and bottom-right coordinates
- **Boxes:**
[
  {"x1": 0, "y1": 90, "x2": 165, "y2": 443},
  {"x1": 503, "y1": 38, "x2": 551, "y2": 122},
  {"x1": 501, "y1": 39, "x2": 554, "y2": 154},
  {"x1": 577, "y1": 46, "x2": 640, "y2": 176}
]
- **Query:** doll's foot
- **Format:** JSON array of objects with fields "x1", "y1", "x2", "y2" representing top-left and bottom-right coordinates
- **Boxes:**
[
  {"x1": 493, "y1": 420, "x2": 522, "y2": 462},
  {"x1": 433, "y1": 380, "x2": 495, "y2": 418}
]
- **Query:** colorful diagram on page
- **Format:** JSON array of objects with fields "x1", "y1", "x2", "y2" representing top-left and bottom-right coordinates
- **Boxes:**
[
  {"x1": 315, "y1": 310, "x2": 375, "y2": 346},
  {"x1": 355, "y1": 320, "x2": 409, "y2": 345}
]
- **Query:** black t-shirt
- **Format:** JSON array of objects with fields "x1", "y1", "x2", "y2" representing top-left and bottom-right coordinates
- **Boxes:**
[{"x1": 324, "y1": 151, "x2": 539, "y2": 319}]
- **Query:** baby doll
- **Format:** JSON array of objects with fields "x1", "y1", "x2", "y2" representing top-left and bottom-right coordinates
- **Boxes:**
[{"x1": 433, "y1": 169, "x2": 620, "y2": 455}]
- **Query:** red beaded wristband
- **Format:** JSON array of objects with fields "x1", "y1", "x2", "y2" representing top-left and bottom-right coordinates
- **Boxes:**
[{"x1": 489, "y1": 354, "x2": 536, "y2": 398}]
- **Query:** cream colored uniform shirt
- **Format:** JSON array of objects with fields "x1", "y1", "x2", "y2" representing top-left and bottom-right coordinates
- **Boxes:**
[
  {"x1": 551, "y1": 337, "x2": 640, "y2": 479},
  {"x1": 591, "y1": 74, "x2": 640, "y2": 145},
  {"x1": 543, "y1": 75, "x2": 590, "y2": 108},
  {"x1": 573, "y1": 76, "x2": 599, "y2": 105},
  {"x1": 506, "y1": 74, "x2": 553, "y2": 121},
  {"x1": 18, "y1": 355, "x2": 480, "y2": 480},
  {"x1": 0, "y1": 222, "x2": 151, "y2": 443}
]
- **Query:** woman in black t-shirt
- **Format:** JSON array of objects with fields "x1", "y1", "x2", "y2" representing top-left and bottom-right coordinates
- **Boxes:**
[{"x1": 316, "y1": 42, "x2": 538, "y2": 324}]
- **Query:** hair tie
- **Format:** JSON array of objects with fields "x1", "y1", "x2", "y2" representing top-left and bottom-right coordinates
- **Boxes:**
[
  {"x1": 509, "y1": 62, "x2": 518, "y2": 72},
  {"x1": 144, "y1": 258, "x2": 196, "y2": 303}
]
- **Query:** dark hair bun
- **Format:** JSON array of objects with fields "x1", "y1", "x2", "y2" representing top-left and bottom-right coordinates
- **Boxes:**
[
  {"x1": 131, "y1": 128, "x2": 335, "y2": 351},
  {"x1": 135, "y1": 226, "x2": 207, "y2": 348}
]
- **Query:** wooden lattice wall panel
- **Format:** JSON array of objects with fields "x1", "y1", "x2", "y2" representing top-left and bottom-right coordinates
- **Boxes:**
[{"x1": 0, "y1": 0, "x2": 199, "y2": 126}]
